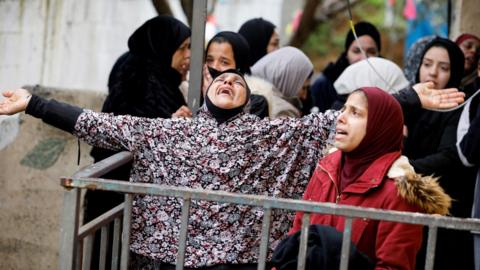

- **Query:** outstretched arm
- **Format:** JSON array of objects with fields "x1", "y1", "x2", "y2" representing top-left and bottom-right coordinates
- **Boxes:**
[
  {"x1": 1, "y1": 88, "x2": 84, "y2": 134},
  {"x1": 394, "y1": 82, "x2": 465, "y2": 113},
  {"x1": 1, "y1": 89, "x2": 153, "y2": 152}
]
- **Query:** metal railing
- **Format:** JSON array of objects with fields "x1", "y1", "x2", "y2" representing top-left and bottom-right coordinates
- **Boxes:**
[{"x1": 58, "y1": 151, "x2": 480, "y2": 270}]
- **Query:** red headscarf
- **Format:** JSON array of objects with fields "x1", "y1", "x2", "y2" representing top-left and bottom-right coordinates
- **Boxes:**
[
  {"x1": 455, "y1": 33, "x2": 480, "y2": 45},
  {"x1": 340, "y1": 87, "x2": 404, "y2": 191}
]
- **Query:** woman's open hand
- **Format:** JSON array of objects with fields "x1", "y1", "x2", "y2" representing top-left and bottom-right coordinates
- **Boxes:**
[
  {"x1": 172, "y1": 105, "x2": 192, "y2": 118},
  {"x1": 202, "y1": 64, "x2": 213, "y2": 96},
  {"x1": 413, "y1": 82, "x2": 465, "y2": 110},
  {"x1": 0, "y1": 89, "x2": 32, "y2": 115}
]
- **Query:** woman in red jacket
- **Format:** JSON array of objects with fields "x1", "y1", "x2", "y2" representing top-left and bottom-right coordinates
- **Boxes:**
[{"x1": 289, "y1": 87, "x2": 451, "y2": 270}]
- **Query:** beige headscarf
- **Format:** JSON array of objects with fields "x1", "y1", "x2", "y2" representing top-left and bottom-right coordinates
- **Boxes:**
[
  {"x1": 251, "y1": 46, "x2": 313, "y2": 98},
  {"x1": 334, "y1": 57, "x2": 409, "y2": 95}
]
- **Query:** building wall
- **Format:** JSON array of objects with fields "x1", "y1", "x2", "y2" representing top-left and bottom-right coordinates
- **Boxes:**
[
  {"x1": 0, "y1": 0, "x2": 156, "y2": 92},
  {"x1": 0, "y1": 86, "x2": 105, "y2": 270},
  {"x1": 451, "y1": 0, "x2": 480, "y2": 39},
  {"x1": 0, "y1": 1, "x2": 156, "y2": 268}
]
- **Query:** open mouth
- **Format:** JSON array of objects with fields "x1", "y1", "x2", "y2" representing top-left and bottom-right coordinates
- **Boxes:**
[
  {"x1": 217, "y1": 86, "x2": 233, "y2": 97},
  {"x1": 336, "y1": 129, "x2": 348, "y2": 136}
]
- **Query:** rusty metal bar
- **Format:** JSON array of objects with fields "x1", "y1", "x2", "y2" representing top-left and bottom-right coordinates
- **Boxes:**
[
  {"x1": 120, "y1": 194, "x2": 132, "y2": 270},
  {"x1": 176, "y1": 197, "x2": 192, "y2": 270},
  {"x1": 424, "y1": 225, "x2": 438, "y2": 270},
  {"x1": 257, "y1": 207, "x2": 272, "y2": 270},
  {"x1": 75, "y1": 238, "x2": 82, "y2": 270},
  {"x1": 187, "y1": 0, "x2": 207, "y2": 114},
  {"x1": 71, "y1": 151, "x2": 133, "y2": 179},
  {"x1": 99, "y1": 225, "x2": 109, "y2": 270},
  {"x1": 297, "y1": 213, "x2": 311, "y2": 270},
  {"x1": 111, "y1": 217, "x2": 121, "y2": 270},
  {"x1": 82, "y1": 235, "x2": 93, "y2": 270},
  {"x1": 339, "y1": 217, "x2": 353, "y2": 270},
  {"x1": 62, "y1": 178, "x2": 480, "y2": 232},
  {"x1": 78, "y1": 203, "x2": 124, "y2": 239},
  {"x1": 58, "y1": 187, "x2": 81, "y2": 270}
]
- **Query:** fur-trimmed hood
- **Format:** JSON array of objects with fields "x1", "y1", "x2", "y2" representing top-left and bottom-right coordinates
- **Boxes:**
[
  {"x1": 388, "y1": 156, "x2": 451, "y2": 215},
  {"x1": 324, "y1": 149, "x2": 452, "y2": 216}
]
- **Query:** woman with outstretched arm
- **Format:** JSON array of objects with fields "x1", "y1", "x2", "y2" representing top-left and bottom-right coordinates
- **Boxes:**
[{"x1": 0, "y1": 69, "x2": 464, "y2": 269}]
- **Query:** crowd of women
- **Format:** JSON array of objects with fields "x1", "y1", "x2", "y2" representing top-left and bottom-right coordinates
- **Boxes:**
[{"x1": 1, "y1": 15, "x2": 480, "y2": 270}]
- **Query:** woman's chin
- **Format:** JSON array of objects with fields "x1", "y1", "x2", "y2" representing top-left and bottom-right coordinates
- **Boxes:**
[{"x1": 211, "y1": 99, "x2": 235, "y2": 109}]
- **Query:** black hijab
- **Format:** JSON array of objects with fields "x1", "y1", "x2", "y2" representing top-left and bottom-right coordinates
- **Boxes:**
[
  {"x1": 323, "y1": 21, "x2": 381, "y2": 83},
  {"x1": 91, "y1": 16, "x2": 191, "y2": 181},
  {"x1": 128, "y1": 15, "x2": 191, "y2": 70},
  {"x1": 204, "y1": 69, "x2": 251, "y2": 124},
  {"x1": 238, "y1": 18, "x2": 275, "y2": 66},
  {"x1": 415, "y1": 37, "x2": 465, "y2": 88},
  {"x1": 206, "y1": 31, "x2": 252, "y2": 76},
  {"x1": 102, "y1": 15, "x2": 191, "y2": 119}
]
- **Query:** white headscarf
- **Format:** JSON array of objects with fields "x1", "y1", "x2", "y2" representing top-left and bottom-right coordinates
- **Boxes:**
[
  {"x1": 251, "y1": 46, "x2": 313, "y2": 98},
  {"x1": 334, "y1": 57, "x2": 409, "y2": 95}
]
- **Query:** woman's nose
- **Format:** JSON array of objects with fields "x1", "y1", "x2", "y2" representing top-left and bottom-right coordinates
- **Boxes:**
[
  {"x1": 337, "y1": 111, "x2": 346, "y2": 123},
  {"x1": 223, "y1": 76, "x2": 234, "y2": 84}
]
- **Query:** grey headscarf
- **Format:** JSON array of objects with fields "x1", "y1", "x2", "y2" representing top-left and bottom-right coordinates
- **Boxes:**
[
  {"x1": 334, "y1": 57, "x2": 409, "y2": 95},
  {"x1": 251, "y1": 46, "x2": 313, "y2": 98},
  {"x1": 403, "y1": 35, "x2": 436, "y2": 85}
]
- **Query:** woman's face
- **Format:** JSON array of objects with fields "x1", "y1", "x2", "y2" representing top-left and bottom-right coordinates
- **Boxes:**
[
  {"x1": 298, "y1": 77, "x2": 311, "y2": 101},
  {"x1": 267, "y1": 31, "x2": 280, "y2": 54},
  {"x1": 171, "y1": 38, "x2": 191, "y2": 75},
  {"x1": 207, "y1": 72, "x2": 247, "y2": 109},
  {"x1": 206, "y1": 42, "x2": 236, "y2": 71},
  {"x1": 458, "y1": 38, "x2": 480, "y2": 72},
  {"x1": 419, "y1": 46, "x2": 451, "y2": 89},
  {"x1": 346, "y1": 35, "x2": 379, "y2": 65},
  {"x1": 335, "y1": 91, "x2": 368, "y2": 152}
]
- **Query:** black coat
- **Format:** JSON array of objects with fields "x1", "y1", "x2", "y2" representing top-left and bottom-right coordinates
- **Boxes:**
[
  {"x1": 271, "y1": 225, "x2": 373, "y2": 270},
  {"x1": 88, "y1": 16, "x2": 190, "y2": 223}
]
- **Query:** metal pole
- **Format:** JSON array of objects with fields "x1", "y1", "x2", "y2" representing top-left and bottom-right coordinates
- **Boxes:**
[
  {"x1": 176, "y1": 197, "x2": 192, "y2": 270},
  {"x1": 58, "y1": 188, "x2": 81, "y2": 270},
  {"x1": 120, "y1": 194, "x2": 133, "y2": 270},
  {"x1": 187, "y1": 0, "x2": 207, "y2": 114},
  {"x1": 339, "y1": 218, "x2": 353, "y2": 270},
  {"x1": 297, "y1": 213, "x2": 311, "y2": 270},
  {"x1": 257, "y1": 207, "x2": 273, "y2": 270}
]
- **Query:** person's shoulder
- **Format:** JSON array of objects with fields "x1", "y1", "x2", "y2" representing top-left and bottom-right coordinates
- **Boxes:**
[
  {"x1": 386, "y1": 156, "x2": 451, "y2": 215},
  {"x1": 245, "y1": 75, "x2": 276, "y2": 97}
]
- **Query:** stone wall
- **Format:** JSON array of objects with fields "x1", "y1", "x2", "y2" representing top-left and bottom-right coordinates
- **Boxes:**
[
  {"x1": 0, "y1": 86, "x2": 105, "y2": 269},
  {"x1": 0, "y1": 0, "x2": 156, "y2": 91}
]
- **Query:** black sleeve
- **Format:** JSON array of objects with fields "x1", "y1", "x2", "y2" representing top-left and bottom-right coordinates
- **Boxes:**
[
  {"x1": 393, "y1": 87, "x2": 421, "y2": 111},
  {"x1": 459, "y1": 104, "x2": 480, "y2": 164},
  {"x1": 249, "y1": 94, "x2": 269, "y2": 118},
  {"x1": 25, "y1": 94, "x2": 83, "y2": 133},
  {"x1": 410, "y1": 112, "x2": 462, "y2": 175}
]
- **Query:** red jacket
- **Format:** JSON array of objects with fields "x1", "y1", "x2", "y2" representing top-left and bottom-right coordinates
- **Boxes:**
[{"x1": 290, "y1": 150, "x2": 450, "y2": 270}]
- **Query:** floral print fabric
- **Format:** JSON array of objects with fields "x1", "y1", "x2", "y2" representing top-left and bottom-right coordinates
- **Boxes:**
[{"x1": 74, "y1": 107, "x2": 337, "y2": 267}]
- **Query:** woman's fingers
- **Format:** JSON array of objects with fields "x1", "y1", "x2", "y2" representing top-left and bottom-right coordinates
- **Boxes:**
[
  {"x1": 2, "y1": 90, "x2": 12, "y2": 97},
  {"x1": 172, "y1": 105, "x2": 192, "y2": 118},
  {"x1": 0, "y1": 89, "x2": 32, "y2": 115}
]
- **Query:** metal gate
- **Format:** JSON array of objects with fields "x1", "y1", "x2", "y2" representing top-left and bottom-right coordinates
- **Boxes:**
[{"x1": 58, "y1": 151, "x2": 480, "y2": 270}]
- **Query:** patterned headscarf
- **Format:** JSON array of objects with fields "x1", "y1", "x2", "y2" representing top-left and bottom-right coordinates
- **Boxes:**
[{"x1": 403, "y1": 36, "x2": 436, "y2": 86}]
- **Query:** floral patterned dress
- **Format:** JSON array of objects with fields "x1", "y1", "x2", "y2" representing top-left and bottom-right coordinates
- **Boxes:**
[{"x1": 74, "y1": 106, "x2": 337, "y2": 267}]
